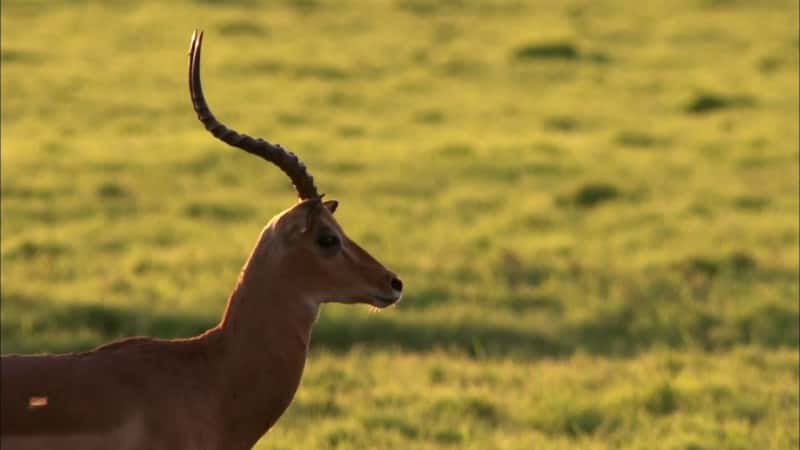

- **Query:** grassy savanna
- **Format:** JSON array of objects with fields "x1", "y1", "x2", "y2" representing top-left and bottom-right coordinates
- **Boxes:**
[{"x1": 2, "y1": 0, "x2": 798, "y2": 448}]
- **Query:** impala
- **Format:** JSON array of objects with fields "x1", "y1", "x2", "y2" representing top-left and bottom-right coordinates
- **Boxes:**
[{"x1": 1, "y1": 30, "x2": 403, "y2": 450}]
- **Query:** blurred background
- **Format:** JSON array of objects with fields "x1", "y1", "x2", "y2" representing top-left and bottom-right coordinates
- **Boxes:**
[{"x1": 1, "y1": 1, "x2": 798, "y2": 448}]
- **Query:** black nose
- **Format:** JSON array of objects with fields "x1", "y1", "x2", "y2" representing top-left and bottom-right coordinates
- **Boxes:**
[{"x1": 390, "y1": 277, "x2": 403, "y2": 292}]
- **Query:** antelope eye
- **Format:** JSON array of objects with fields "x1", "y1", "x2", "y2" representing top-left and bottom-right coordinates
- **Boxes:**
[{"x1": 316, "y1": 233, "x2": 340, "y2": 250}]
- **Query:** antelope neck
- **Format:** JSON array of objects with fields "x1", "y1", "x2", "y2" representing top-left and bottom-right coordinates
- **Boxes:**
[
  {"x1": 212, "y1": 246, "x2": 320, "y2": 445},
  {"x1": 219, "y1": 271, "x2": 320, "y2": 347}
]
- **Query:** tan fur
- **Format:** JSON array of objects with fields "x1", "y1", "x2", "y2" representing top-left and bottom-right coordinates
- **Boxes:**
[{"x1": 1, "y1": 201, "x2": 401, "y2": 449}]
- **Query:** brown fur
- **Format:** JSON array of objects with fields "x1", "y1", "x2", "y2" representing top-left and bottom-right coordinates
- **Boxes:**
[{"x1": 1, "y1": 199, "x2": 401, "y2": 449}]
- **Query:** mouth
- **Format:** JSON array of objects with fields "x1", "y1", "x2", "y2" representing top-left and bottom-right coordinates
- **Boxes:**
[{"x1": 370, "y1": 292, "x2": 402, "y2": 308}]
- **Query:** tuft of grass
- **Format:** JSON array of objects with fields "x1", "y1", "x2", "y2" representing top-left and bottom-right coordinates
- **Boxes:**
[
  {"x1": 569, "y1": 182, "x2": 621, "y2": 208},
  {"x1": 414, "y1": 109, "x2": 445, "y2": 124},
  {"x1": 216, "y1": 20, "x2": 269, "y2": 36},
  {"x1": 292, "y1": 64, "x2": 350, "y2": 80},
  {"x1": 513, "y1": 42, "x2": 579, "y2": 60},
  {"x1": 685, "y1": 92, "x2": 755, "y2": 114},
  {"x1": 733, "y1": 195, "x2": 770, "y2": 211},
  {"x1": 435, "y1": 143, "x2": 474, "y2": 158},
  {"x1": 4, "y1": 240, "x2": 70, "y2": 261},
  {"x1": 645, "y1": 382, "x2": 680, "y2": 415},
  {"x1": 615, "y1": 131, "x2": 669, "y2": 148},
  {"x1": 1, "y1": 48, "x2": 40, "y2": 64},
  {"x1": 184, "y1": 202, "x2": 254, "y2": 221},
  {"x1": 96, "y1": 182, "x2": 130, "y2": 199},
  {"x1": 544, "y1": 115, "x2": 581, "y2": 132}
]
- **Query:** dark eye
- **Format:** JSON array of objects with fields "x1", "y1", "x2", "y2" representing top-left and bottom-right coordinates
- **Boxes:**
[{"x1": 316, "y1": 233, "x2": 340, "y2": 250}]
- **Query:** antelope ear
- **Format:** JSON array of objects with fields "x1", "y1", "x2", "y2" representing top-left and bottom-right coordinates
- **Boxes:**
[{"x1": 323, "y1": 200, "x2": 338, "y2": 214}]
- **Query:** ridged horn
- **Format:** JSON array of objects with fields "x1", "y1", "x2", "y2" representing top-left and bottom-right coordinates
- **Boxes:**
[{"x1": 188, "y1": 30, "x2": 320, "y2": 200}]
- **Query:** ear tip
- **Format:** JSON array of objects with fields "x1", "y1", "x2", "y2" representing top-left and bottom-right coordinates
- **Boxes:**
[{"x1": 323, "y1": 199, "x2": 339, "y2": 213}]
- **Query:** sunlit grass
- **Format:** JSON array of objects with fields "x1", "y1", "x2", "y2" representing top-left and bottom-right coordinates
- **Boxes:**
[{"x1": 1, "y1": 0, "x2": 798, "y2": 448}]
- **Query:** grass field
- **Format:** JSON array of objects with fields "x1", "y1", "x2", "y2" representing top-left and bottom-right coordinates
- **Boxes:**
[{"x1": 2, "y1": 1, "x2": 798, "y2": 448}]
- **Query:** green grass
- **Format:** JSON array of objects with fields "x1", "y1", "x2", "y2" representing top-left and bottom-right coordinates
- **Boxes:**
[{"x1": 2, "y1": 0, "x2": 798, "y2": 448}]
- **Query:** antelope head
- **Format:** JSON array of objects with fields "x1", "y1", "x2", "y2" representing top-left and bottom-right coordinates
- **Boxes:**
[{"x1": 188, "y1": 31, "x2": 403, "y2": 309}]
